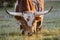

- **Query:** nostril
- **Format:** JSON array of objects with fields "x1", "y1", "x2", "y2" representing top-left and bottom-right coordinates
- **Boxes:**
[{"x1": 28, "y1": 32, "x2": 32, "y2": 36}]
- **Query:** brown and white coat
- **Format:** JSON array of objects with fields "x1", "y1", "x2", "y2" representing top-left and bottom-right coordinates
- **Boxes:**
[{"x1": 5, "y1": 0, "x2": 53, "y2": 35}]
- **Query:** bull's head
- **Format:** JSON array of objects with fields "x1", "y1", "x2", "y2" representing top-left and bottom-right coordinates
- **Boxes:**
[{"x1": 5, "y1": 7, "x2": 53, "y2": 35}]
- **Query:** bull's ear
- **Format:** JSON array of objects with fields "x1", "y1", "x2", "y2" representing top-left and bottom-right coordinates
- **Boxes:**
[
  {"x1": 5, "y1": 8, "x2": 23, "y2": 16},
  {"x1": 34, "y1": 6, "x2": 53, "y2": 16}
]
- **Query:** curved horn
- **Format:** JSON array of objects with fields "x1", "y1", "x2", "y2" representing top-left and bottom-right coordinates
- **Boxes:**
[
  {"x1": 5, "y1": 9, "x2": 23, "y2": 16},
  {"x1": 34, "y1": 6, "x2": 53, "y2": 16}
]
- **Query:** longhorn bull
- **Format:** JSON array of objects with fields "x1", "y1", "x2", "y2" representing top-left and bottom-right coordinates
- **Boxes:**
[{"x1": 5, "y1": 0, "x2": 53, "y2": 35}]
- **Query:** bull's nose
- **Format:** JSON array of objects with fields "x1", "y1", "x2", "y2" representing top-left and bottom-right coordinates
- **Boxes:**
[
  {"x1": 27, "y1": 16, "x2": 30, "y2": 21},
  {"x1": 28, "y1": 32, "x2": 33, "y2": 36}
]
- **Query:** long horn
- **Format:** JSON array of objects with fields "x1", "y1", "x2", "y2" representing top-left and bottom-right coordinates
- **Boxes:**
[
  {"x1": 34, "y1": 6, "x2": 53, "y2": 16},
  {"x1": 5, "y1": 9, "x2": 23, "y2": 16}
]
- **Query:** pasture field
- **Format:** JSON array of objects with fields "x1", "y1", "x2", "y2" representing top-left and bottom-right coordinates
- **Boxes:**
[{"x1": 0, "y1": 1, "x2": 60, "y2": 40}]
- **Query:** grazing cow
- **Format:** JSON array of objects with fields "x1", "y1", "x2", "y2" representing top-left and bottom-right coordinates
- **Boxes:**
[{"x1": 5, "y1": 0, "x2": 53, "y2": 35}]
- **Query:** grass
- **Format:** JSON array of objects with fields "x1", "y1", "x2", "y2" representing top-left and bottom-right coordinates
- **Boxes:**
[{"x1": 0, "y1": 1, "x2": 60, "y2": 40}]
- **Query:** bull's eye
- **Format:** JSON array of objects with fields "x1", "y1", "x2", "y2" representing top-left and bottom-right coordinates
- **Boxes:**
[
  {"x1": 27, "y1": 18, "x2": 29, "y2": 21},
  {"x1": 27, "y1": 16, "x2": 30, "y2": 21}
]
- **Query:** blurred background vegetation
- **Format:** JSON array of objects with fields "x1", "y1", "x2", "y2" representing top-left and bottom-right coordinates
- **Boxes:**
[{"x1": 0, "y1": 0, "x2": 15, "y2": 7}]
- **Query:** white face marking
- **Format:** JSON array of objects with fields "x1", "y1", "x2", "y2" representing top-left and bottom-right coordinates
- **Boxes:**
[{"x1": 23, "y1": 13, "x2": 34, "y2": 27}]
